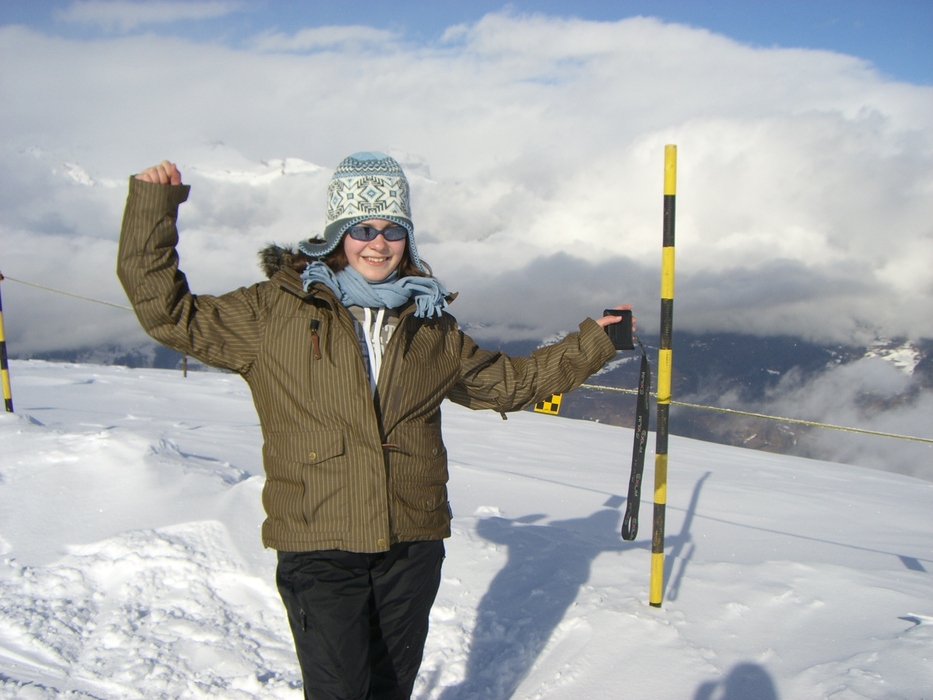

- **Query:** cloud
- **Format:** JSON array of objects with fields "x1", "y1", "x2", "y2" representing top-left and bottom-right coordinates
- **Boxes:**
[
  {"x1": 747, "y1": 358, "x2": 933, "y2": 480},
  {"x1": 248, "y1": 25, "x2": 399, "y2": 53},
  {"x1": 0, "y1": 12, "x2": 931, "y2": 357},
  {"x1": 54, "y1": 0, "x2": 244, "y2": 33},
  {"x1": 444, "y1": 252, "x2": 659, "y2": 342}
]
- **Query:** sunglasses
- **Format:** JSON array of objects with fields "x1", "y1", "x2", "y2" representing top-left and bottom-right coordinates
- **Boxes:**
[{"x1": 345, "y1": 224, "x2": 408, "y2": 242}]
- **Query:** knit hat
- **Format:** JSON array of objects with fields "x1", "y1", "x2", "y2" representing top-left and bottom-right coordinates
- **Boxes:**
[{"x1": 299, "y1": 151, "x2": 425, "y2": 272}]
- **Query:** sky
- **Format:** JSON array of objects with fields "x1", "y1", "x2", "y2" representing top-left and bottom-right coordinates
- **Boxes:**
[
  {"x1": 0, "y1": 0, "x2": 931, "y2": 355},
  {"x1": 0, "y1": 360, "x2": 930, "y2": 698},
  {"x1": 2, "y1": 1, "x2": 931, "y2": 86}
]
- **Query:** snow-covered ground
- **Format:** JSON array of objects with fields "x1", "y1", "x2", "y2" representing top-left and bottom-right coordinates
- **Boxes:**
[{"x1": 1, "y1": 360, "x2": 930, "y2": 699}]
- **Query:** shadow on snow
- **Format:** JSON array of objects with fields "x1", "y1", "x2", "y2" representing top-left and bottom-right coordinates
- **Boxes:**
[
  {"x1": 436, "y1": 471, "x2": 714, "y2": 699},
  {"x1": 437, "y1": 508, "x2": 630, "y2": 699},
  {"x1": 694, "y1": 662, "x2": 780, "y2": 699}
]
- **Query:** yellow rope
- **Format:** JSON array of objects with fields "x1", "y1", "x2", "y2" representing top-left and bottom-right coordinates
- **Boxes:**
[
  {"x1": 580, "y1": 383, "x2": 933, "y2": 446},
  {"x1": 0, "y1": 274, "x2": 133, "y2": 311}
]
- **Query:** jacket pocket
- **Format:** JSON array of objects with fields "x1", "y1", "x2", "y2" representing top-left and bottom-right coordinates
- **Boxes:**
[
  {"x1": 265, "y1": 431, "x2": 349, "y2": 535},
  {"x1": 388, "y1": 427, "x2": 450, "y2": 535}
]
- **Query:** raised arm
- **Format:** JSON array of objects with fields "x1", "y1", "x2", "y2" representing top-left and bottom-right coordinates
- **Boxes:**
[{"x1": 117, "y1": 162, "x2": 263, "y2": 374}]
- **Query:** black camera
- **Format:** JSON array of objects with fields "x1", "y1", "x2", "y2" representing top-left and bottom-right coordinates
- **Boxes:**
[{"x1": 603, "y1": 309, "x2": 634, "y2": 351}]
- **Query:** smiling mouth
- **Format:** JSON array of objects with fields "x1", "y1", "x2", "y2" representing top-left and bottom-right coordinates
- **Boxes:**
[{"x1": 362, "y1": 256, "x2": 389, "y2": 264}]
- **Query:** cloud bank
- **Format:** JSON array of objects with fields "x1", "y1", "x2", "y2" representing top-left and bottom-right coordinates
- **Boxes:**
[
  {"x1": 745, "y1": 357, "x2": 933, "y2": 480},
  {"x1": 1, "y1": 11, "x2": 931, "y2": 356}
]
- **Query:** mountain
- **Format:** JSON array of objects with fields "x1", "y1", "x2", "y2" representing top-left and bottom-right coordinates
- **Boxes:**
[
  {"x1": 528, "y1": 332, "x2": 933, "y2": 479},
  {"x1": 561, "y1": 331, "x2": 862, "y2": 436},
  {"x1": 14, "y1": 331, "x2": 933, "y2": 480}
]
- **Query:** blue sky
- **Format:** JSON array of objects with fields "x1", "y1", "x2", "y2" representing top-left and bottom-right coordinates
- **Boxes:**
[{"x1": 2, "y1": 0, "x2": 931, "y2": 85}]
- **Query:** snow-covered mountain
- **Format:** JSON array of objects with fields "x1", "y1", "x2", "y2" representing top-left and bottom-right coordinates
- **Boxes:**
[
  {"x1": 1, "y1": 360, "x2": 930, "y2": 699},
  {"x1": 18, "y1": 330, "x2": 933, "y2": 483}
]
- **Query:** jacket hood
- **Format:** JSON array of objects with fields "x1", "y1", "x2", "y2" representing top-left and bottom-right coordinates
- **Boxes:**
[{"x1": 259, "y1": 244, "x2": 310, "y2": 280}]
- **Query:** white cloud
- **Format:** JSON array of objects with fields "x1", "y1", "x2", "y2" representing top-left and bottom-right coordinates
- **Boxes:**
[
  {"x1": 249, "y1": 25, "x2": 399, "y2": 53},
  {"x1": 748, "y1": 358, "x2": 933, "y2": 480},
  {"x1": 0, "y1": 12, "x2": 931, "y2": 355},
  {"x1": 55, "y1": 0, "x2": 244, "y2": 33}
]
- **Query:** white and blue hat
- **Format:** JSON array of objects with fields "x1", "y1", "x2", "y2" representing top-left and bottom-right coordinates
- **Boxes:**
[{"x1": 299, "y1": 151, "x2": 425, "y2": 272}]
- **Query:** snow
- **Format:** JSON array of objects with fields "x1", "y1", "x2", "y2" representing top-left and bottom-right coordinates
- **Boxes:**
[
  {"x1": 865, "y1": 341, "x2": 922, "y2": 375},
  {"x1": 190, "y1": 158, "x2": 323, "y2": 186},
  {"x1": 1, "y1": 360, "x2": 931, "y2": 699}
]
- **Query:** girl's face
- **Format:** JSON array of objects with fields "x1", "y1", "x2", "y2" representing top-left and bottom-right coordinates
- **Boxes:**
[{"x1": 342, "y1": 219, "x2": 407, "y2": 282}]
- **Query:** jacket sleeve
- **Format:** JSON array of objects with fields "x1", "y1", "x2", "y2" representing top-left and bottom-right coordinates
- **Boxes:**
[
  {"x1": 446, "y1": 318, "x2": 617, "y2": 412},
  {"x1": 116, "y1": 177, "x2": 263, "y2": 374}
]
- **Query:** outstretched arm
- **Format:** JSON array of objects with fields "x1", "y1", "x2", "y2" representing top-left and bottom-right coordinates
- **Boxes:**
[
  {"x1": 448, "y1": 318, "x2": 617, "y2": 413},
  {"x1": 447, "y1": 300, "x2": 636, "y2": 412}
]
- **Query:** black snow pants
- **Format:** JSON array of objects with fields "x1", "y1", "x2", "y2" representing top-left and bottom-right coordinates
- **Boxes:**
[{"x1": 276, "y1": 540, "x2": 445, "y2": 700}]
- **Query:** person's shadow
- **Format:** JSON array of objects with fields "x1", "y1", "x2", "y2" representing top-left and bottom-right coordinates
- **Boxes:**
[
  {"x1": 438, "y1": 507, "x2": 632, "y2": 699},
  {"x1": 694, "y1": 662, "x2": 780, "y2": 699},
  {"x1": 435, "y1": 473, "x2": 711, "y2": 699}
]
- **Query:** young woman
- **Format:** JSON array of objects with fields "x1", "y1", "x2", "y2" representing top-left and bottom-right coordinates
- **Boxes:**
[{"x1": 119, "y1": 152, "x2": 632, "y2": 699}]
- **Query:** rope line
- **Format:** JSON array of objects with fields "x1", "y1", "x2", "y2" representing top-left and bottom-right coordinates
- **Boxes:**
[
  {"x1": 580, "y1": 382, "x2": 933, "y2": 445},
  {"x1": 0, "y1": 274, "x2": 133, "y2": 311},
  {"x1": 3, "y1": 273, "x2": 929, "y2": 446}
]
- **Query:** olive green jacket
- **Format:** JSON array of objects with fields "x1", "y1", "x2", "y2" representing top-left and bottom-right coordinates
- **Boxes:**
[{"x1": 117, "y1": 178, "x2": 617, "y2": 553}]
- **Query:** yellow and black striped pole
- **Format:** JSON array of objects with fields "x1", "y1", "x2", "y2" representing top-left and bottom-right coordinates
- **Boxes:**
[
  {"x1": 650, "y1": 145, "x2": 676, "y2": 607},
  {"x1": 0, "y1": 273, "x2": 13, "y2": 412}
]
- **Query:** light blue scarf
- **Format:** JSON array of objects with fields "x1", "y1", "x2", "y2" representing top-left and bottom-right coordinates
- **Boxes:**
[{"x1": 301, "y1": 261, "x2": 449, "y2": 319}]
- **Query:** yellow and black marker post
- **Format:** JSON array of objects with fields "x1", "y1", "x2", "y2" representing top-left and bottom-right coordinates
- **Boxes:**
[
  {"x1": 650, "y1": 145, "x2": 677, "y2": 607},
  {"x1": 534, "y1": 393, "x2": 562, "y2": 415},
  {"x1": 0, "y1": 273, "x2": 13, "y2": 412}
]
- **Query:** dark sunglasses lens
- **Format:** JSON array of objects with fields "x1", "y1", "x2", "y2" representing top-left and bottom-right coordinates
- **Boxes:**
[
  {"x1": 346, "y1": 225, "x2": 376, "y2": 241},
  {"x1": 382, "y1": 226, "x2": 408, "y2": 241},
  {"x1": 346, "y1": 225, "x2": 407, "y2": 242}
]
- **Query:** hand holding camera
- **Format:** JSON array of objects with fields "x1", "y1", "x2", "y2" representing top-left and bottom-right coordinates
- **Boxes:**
[{"x1": 600, "y1": 308, "x2": 635, "y2": 351}]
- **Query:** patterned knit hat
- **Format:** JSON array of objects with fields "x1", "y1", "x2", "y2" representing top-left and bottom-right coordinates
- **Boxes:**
[{"x1": 299, "y1": 151, "x2": 424, "y2": 272}]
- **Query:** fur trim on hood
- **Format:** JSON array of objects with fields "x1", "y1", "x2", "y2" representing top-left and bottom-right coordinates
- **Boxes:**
[{"x1": 258, "y1": 244, "x2": 311, "y2": 279}]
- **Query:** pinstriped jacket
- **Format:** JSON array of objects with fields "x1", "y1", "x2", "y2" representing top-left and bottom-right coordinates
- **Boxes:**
[{"x1": 117, "y1": 178, "x2": 617, "y2": 553}]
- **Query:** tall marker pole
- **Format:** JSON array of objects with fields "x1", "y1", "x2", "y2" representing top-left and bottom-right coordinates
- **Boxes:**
[
  {"x1": 650, "y1": 145, "x2": 676, "y2": 607},
  {"x1": 0, "y1": 273, "x2": 13, "y2": 412}
]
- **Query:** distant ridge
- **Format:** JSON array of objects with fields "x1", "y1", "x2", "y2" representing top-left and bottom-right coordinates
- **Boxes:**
[{"x1": 12, "y1": 332, "x2": 932, "y2": 480}]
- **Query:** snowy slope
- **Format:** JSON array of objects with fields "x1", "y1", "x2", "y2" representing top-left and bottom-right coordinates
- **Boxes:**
[{"x1": 1, "y1": 360, "x2": 931, "y2": 699}]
